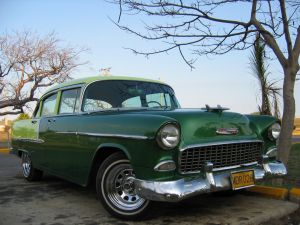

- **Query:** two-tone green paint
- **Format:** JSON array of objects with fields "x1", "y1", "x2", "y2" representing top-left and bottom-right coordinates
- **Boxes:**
[
  {"x1": 45, "y1": 76, "x2": 167, "y2": 95},
  {"x1": 11, "y1": 76, "x2": 279, "y2": 187}
]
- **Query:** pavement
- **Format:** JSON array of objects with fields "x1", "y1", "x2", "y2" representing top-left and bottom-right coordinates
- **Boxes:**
[{"x1": 0, "y1": 153, "x2": 299, "y2": 225}]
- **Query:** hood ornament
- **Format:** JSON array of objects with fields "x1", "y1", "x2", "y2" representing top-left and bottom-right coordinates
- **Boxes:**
[
  {"x1": 216, "y1": 128, "x2": 239, "y2": 135},
  {"x1": 202, "y1": 104, "x2": 230, "y2": 112}
]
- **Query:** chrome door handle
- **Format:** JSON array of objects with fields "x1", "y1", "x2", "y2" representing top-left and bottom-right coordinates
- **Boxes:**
[
  {"x1": 31, "y1": 120, "x2": 37, "y2": 124},
  {"x1": 47, "y1": 119, "x2": 56, "y2": 123}
]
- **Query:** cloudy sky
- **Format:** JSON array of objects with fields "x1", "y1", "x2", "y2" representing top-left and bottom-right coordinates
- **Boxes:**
[{"x1": 1, "y1": 0, "x2": 299, "y2": 116}]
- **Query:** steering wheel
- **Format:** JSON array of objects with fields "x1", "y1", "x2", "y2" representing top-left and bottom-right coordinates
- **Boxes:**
[{"x1": 147, "y1": 101, "x2": 162, "y2": 107}]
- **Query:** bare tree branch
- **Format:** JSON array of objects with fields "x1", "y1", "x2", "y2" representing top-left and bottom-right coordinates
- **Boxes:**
[
  {"x1": 279, "y1": 0, "x2": 293, "y2": 57},
  {"x1": 0, "y1": 110, "x2": 23, "y2": 116},
  {"x1": 293, "y1": 26, "x2": 300, "y2": 62},
  {"x1": 0, "y1": 31, "x2": 88, "y2": 115},
  {"x1": 110, "y1": 0, "x2": 300, "y2": 165},
  {"x1": 111, "y1": 1, "x2": 299, "y2": 68}
]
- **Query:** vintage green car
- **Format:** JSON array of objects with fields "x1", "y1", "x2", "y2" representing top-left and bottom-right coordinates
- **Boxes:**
[{"x1": 11, "y1": 76, "x2": 286, "y2": 219}]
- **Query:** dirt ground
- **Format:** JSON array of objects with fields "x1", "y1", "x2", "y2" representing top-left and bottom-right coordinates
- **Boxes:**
[
  {"x1": 1, "y1": 153, "x2": 299, "y2": 225},
  {"x1": 261, "y1": 207, "x2": 300, "y2": 225}
]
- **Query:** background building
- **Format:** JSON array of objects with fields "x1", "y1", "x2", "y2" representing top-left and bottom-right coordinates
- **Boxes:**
[{"x1": 0, "y1": 118, "x2": 12, "y2": 149}]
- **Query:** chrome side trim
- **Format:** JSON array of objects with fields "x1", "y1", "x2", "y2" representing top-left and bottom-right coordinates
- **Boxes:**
[
  {"x1": 78, "y1": 132, "x2": 152, "y2": 140},
  {"x1": 179, "y1": 139, "x2": 263, "y2": 151},
  {"x1": 154, "y1": 160, "x2": 176, "y2": 172},
  {"x1": 266, "y1": 147, "x2": 277, "y2": 156},
  {"x1": 55, "y1": 131, "x2": 152, "y2": 140},
  {"x1": 56, "y1": 131, "x2": 78, "y2": 135},
  {"x1": 12, "y1": 138, "x2": 44, "y2": 144}
]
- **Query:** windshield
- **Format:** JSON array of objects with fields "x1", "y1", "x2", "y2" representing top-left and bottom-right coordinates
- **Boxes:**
[{"x1": 82, "y1": 80, "x2": 180, "y2": 111}]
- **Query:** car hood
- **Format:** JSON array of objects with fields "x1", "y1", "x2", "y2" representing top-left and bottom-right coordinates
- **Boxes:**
[{"x1": 130, "y1": 108, "x2": 258, "y2": 146}]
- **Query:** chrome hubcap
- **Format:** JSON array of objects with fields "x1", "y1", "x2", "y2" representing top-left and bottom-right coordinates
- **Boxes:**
[
  {"x1": 105, "y1": 162, "x2": 146, "y2": 211},
  {"x1": 22, "y1": 153, "x2": 31, "y2": 178}
]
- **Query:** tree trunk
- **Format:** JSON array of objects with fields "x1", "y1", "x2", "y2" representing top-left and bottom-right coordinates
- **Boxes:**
[
  {"x1": 261, "y1": 87, "x2": 271, "y2": 115},
  {"x1": 277, "y1": 67, "x2": 296, "y2": 166}
]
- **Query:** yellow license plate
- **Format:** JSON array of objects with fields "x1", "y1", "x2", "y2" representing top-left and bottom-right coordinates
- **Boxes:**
[{"x1": 230, "y1": 170, "x2": 255, "y2": 190}]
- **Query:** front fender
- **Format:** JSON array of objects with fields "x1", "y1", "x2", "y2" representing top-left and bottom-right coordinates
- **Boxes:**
[
  {"x1": 245, "y1": 115, "x2": 279, "y2": 152},
  {"x1": 96, "y1": 142, "x2": 131, "y2": 160},
  {"x1": 245, "y1": 115, "x2": 279, "y2": 135},
  {"x1": 81, "y1": 113, "x2": 178, "y2": 182}
]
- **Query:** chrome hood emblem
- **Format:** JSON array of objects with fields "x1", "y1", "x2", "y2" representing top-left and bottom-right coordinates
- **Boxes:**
[{"x1": 216, "y1": 128, "x2": 239, "y2": 135}]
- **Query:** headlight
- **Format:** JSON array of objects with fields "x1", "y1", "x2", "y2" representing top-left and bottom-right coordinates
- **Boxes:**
[
  {"x1": 156, "y1": 123, "x2": 180, "y2": 149},
  {"x1": 268, "y1": 123, "x2": 281, "y2": 140}
]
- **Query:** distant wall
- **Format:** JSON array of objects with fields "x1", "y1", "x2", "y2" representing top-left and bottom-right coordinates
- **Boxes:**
[
  {"x1": 0, "y1": 132, "x2": 10, "y2": 148},
  {"x1": 0, "y1": 119, "x2": 11, "y2": 149},
  {"x1": 294, "y1": 118, "x2": 300, "y2": 136}
]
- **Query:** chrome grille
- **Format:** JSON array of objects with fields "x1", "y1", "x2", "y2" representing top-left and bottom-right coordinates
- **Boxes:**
[{"x1": 179, "y1": 141, "x2": 262, "y2": 173}]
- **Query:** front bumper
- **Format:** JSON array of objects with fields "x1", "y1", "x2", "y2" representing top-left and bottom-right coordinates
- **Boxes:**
[{"x1": 134, "y1": 159, "x2": 287, "y2": 202}]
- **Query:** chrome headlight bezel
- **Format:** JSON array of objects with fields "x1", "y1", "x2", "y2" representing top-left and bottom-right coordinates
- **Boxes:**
[
  {"x1": 268, "y1": 123, "x2": 281, "y2": 141},
  {"x1": 266, "y1": 147, "x2": 277, "y2": 159},
  {"x1": 156, "y1": 123, "x2": 180, "y2": 150}
]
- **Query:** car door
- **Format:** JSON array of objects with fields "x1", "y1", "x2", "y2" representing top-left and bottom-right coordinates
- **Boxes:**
[
  {"x1": 12, "y1": 102, "x2": 42, "y2": 166},
  {"x1": 38, "y1": 92, "x2": 59, "y2": 168},
  {"x1": 39, "y1": 87, "x2": 82, "y2": 179}
]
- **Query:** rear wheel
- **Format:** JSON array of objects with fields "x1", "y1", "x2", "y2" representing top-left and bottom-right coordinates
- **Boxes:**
[
  {"x1": 21, "y1": 152, "x2": 43, "y2": 181},
  {"x1": 96, "y1": 152, "x2": 151, "y2": 220}
]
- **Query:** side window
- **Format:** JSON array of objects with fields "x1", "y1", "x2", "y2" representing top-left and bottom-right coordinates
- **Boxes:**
[
  {"x1": 122, "y1": 96, "x2": 141, "y2": 108},
  {"x1": 165, "y1": 94, "x2": 171, "y2": 106},
  {"x1": 146, "y1": 93, "x2": 168, "y2": 107},
  {"x1": 83, "y1": 99, "x2": 112, "y2": 111},
  {"x1": 59, "y1": 88, "x2": 81, "y2": 114},
  {"x1": 41, "y1": 93, "x2": 58, "y2": 116}
]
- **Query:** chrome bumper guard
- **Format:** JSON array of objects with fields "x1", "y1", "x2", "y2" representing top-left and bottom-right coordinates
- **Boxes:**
[{"x1": 134, "y1": 158, "x2": 287, "y2": 202}]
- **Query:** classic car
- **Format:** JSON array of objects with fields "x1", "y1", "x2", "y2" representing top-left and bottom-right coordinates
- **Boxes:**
[{"x1": 11, "y1": 76, "x2": 287, "y2": 219}]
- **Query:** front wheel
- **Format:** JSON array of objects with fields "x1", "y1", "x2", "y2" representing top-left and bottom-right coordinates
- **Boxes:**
[
  {"x1": 21, "y1": 152, "x2": 43, "y2": 181},
  {"x1": 96, "y1": 152, "x2": 151, "y2": 220}
]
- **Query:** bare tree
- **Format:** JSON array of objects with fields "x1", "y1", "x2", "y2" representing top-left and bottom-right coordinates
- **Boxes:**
[
  {"x1": 112, "y1": 0, "x2": 300, "y2": 166},
  {"x1": 0, "y1": 31, "x2": 87, "y2": 116},
  {"x1": 250, "y1": 34, "x2": 281, "y2": 118}
]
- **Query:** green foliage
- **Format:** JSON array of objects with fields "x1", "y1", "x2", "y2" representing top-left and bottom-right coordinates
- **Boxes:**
[
  {"x1": 250, "y1": 34, "x2": 281, "y2": 118},
  {"x1": 250, "y1": 112, "x2": 260, "y2": 115},
  {"x1": 15, "y1": 113, "x2": 31, "y2": 121}
]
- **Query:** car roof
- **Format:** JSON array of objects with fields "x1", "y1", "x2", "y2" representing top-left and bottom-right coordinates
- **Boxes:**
[{"x1": 44, "y1": 75, "x2": 167, "y2": 95}]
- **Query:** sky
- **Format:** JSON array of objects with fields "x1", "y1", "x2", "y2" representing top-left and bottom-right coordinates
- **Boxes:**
[{"x1": 0, "y1": 0, "x2": 299, "y2": 117}]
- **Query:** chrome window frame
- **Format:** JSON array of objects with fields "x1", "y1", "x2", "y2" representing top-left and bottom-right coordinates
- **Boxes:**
[
  {"x1": 39, "y1": 84, "x2": 84, "y2": 119},
  {"x1": 58, "y1": 86, "x2": 83, "y2": 116}
]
